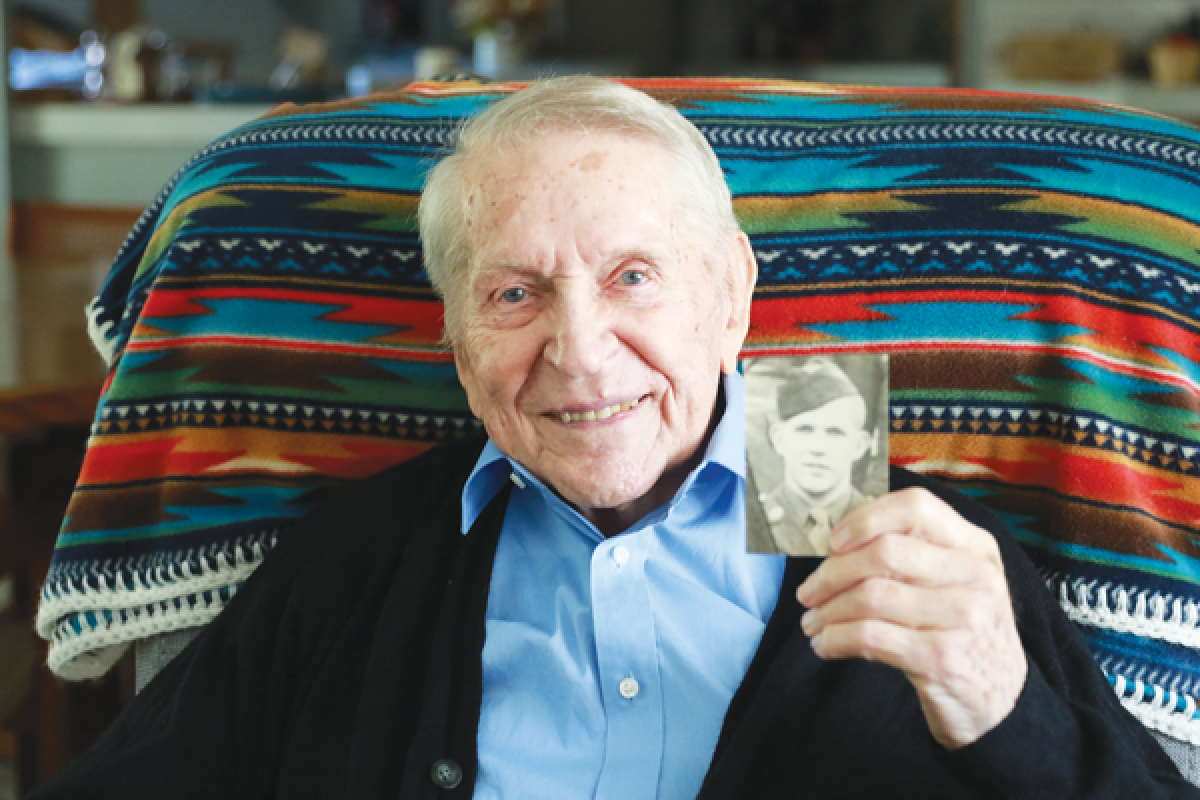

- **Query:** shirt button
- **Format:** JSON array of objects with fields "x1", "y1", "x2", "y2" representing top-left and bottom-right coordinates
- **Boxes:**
[
  {"x1": 430, "y1": 758, "x2": 463, "y2": 789},
  {"x1": 619, "y1": 676, "x2": 640, "y2": 699},
  {"x1": 612, "y1": 545, "x2": 630, "y2": 568}
]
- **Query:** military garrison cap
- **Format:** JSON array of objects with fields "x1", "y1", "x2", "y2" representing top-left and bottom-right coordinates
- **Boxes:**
[{"x1": 777, "y1": 359, "x2": 862, "y2": 420}]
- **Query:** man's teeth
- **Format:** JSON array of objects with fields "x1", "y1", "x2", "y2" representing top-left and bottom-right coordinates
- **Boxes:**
[{"x1": 560, "y1": 399, "x2": 639, "y2": 423}]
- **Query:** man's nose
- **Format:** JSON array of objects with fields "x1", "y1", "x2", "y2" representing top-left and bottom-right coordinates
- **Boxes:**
[{"x1": 543, "y1": 288, "x2": 616, "y2": 374}]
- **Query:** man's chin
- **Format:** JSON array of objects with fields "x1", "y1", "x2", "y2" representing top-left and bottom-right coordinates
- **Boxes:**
[
  {"x1": 543, "y1": 466, "x2": 660, "y2": 517},
  {"x1": 788, "y1": 470, "x2": 829, "y2": 494},
  {"x1": 797, "y1": 469, "x2": 837, "y2": 495},
  {"x1": 557, "y1": 483, "x2": 652, "y2": 515}
]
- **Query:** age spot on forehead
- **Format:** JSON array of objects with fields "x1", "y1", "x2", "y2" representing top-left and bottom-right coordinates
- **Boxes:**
[{"x1": 573, "y1": 151, "x2": 608, "y2": 172}]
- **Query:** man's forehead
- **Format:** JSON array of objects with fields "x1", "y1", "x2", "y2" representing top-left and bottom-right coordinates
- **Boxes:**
[
  {"x1": 462, "y1": 131, "x2": 685, "y2": 266},
  {"x1": 464, "y1": 128, "x2": 674, "y2": 188},
  {"x1": 781, "y1": 395, "x2": 867, "y2": 426},
  {"x1": 573, "y1": 150, "x2": 610, "y2": 172}
]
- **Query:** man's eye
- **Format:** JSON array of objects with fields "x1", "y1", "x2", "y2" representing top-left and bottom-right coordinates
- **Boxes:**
[
  {"x1": 617, "y1": 269, "x2": 648, "y2": 286},
  {"x1": 498, "y1": 287, "x2": 528, "y2": 304}
]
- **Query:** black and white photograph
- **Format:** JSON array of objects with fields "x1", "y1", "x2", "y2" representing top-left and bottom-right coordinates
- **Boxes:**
[{"x1": 745, "y1": 354, "x2": 889, "y2": 557}]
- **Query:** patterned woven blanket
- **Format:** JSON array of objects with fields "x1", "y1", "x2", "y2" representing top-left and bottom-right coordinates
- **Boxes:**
[{"x1": 37, "y1": 78, "x2": 1200, "y2": 741}]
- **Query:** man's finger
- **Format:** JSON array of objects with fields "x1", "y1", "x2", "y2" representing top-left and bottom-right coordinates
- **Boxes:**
[
  {"x1": 796, "y1": 531, "x2": 991, "y2": 608},
  {"x1": 802, "y1": 581, "x2": 984, "y2": 639},
  {"x1": 810, "y1": 615, "x2": 1017, "y2": 688},
  {"x1": 828, "y1": 487, "x2": 999, "y2": 558},
  {"x1": 809, "y1": 616, "x2": 914, "y2": 666}
]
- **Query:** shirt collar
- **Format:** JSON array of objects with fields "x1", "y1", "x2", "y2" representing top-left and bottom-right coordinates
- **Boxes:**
[{"x1": 461, "y1": 370, "x2": 747, "y2": 535}]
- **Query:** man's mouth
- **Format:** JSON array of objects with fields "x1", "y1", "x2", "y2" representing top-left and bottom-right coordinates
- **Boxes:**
[{"x1": 557, "y1": 396, "x2": 645, "y2": 424}]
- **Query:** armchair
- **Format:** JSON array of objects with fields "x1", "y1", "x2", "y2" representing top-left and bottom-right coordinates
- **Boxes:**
[{"x1": 35, "y1": 77, "x2": 1200, "y2": 776}]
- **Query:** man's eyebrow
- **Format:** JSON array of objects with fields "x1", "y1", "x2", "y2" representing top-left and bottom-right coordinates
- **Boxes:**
[
  {"x1": 607, "y1": 245, "x2": 668, "y2": 266},
  {"x1": 469, "y1": 263, "x2": 555, "y2": 293},
  {"x1": 472, "y1": 262, "x2": 544, "y2": 281},
  {"x1": 472, "y1": 245, "x2": 669, "y2": 283}
]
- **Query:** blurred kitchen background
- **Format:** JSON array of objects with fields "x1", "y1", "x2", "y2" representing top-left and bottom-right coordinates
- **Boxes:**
[{"x1": 4, "y1": 0, "x2": 1200, "y2": 796}]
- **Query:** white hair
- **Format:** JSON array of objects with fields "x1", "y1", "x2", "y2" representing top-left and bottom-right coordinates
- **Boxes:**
[{"x1": 417, "y1": 75, "x2": 739, "y2": 343}]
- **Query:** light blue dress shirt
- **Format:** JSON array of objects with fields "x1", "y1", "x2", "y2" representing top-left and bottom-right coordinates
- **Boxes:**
[{"x1": 461, "y1": 372, "x2": 787, "y2": 799}]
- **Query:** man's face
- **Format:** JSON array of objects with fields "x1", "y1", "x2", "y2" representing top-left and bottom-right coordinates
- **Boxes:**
[
  {"x1": 452, "y1": 130, "x2": 753, "y2": 515},
  {"x1": 770, "y1": 396, "x2": 871, "y2": 500}
]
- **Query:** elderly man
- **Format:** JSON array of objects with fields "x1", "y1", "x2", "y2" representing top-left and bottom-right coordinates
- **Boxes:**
[
  {"x1": 31, "y1": 77, "x2": 1193, "y2": 799},
  {"x1": 753, "y1": 358, "x2": 878, "y2": 556}
]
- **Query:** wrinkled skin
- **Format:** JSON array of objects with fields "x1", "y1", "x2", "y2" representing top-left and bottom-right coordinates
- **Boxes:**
[
  {"x1": 796, "y1": 488, "x2": 1028, "y2": 749},
  {"x1": 452, "y1": 130, "x2": 755, "y2": 535}
]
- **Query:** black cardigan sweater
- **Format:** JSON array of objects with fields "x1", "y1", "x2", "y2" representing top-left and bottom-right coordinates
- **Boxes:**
[{"x1": 31, "y1": 437, "x2": 1198, "y2": 799}]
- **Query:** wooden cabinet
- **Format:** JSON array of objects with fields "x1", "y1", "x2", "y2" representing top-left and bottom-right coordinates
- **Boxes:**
[
  {"x1": 0, "y1": 405, "x2": 136, "y2": 796},
  {"x1": 0, "y1": 203, "x2": 139, "y2": 795}
]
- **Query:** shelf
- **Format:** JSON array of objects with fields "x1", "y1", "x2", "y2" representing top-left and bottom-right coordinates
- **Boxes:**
[
  {"x1": 10, "y1": 103, "x2": 274, "y2": 147},
  {"x1": 9, "y1": 104, "x2": 273, "y2": 207}
]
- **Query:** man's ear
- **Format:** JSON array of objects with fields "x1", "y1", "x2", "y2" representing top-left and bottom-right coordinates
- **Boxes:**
[
  {"x1": 852, "y1": 429, "x2": 873, "y2": 462},
  {"x1": 720, "y1": 230, "x2": 758, "y2": 375},
  {"x1": 768, "y1": 419, "x2": 785, "y2": 454}
]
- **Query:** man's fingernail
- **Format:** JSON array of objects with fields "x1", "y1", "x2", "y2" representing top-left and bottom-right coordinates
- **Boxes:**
[
  {"x1": 810, "y1": 632, "x2": 825, "y2": 656},
  {"x1": 801, "y1": 609, "x2": 819, "y2": 635},
  {"x1": 795, "y1": 583, "x2": 811, "y2": 605}
]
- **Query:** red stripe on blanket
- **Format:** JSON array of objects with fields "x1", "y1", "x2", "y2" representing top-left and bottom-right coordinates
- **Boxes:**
[
  {"x1": 748, "y1": 289, "x2": 1200, "y2": 382},
  {"x1": 123, "y1": 335, "x2": 455, "y2": 362},
  {"x1": 894, "y1": 440, "x2": 1200, "y2": 528},
  {"x1": 135, "y1": 288, "x2": 448, "y2": 347},
  {"x1": 77, "y1": 436, "x2": 241, "y2": 485}
]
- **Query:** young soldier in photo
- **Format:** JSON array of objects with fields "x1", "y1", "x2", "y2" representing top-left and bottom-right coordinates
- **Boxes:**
[{"x1": 758, "y1": 358, "x2": 876, "y2": 556}]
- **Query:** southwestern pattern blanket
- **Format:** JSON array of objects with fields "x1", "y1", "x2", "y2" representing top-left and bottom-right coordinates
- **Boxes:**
[{"x1": 35, "y1": 78, "x2": 1200, "y2": 742}]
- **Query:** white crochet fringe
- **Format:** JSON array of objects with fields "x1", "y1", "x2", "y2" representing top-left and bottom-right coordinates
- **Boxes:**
[
  {"x1": 1051, "y1": 572, "x2": 1200, "y2": 649},
  {"x1": 1111, "y1": 673, "x2": 1200, "y2": 745},
  {"x1": 39, "y1": 533, "x2": 275, "y2": 680},
  {"x1": 1049, "y1": 572, "x2": 1200, "y2": 742}
]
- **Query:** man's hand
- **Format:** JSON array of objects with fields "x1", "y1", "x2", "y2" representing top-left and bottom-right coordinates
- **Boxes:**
[{"x1": 794, "y1": 487, "x2": 1027, "y2": 750}]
